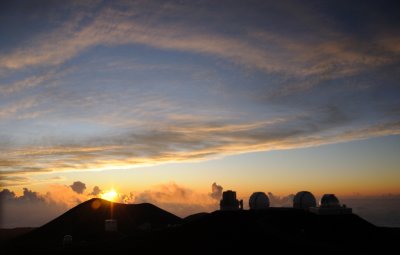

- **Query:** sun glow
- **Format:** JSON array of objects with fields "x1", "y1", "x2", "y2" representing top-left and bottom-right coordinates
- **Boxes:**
[{"x1": 101, "y1": 189, "x2": 118, "y2": 202}]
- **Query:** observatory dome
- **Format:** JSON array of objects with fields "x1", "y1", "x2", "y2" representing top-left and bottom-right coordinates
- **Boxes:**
[
  {"x1": 293, "y1": 191, "x2": 316, "y2": 209},
  {"x1": 320, "y1": 194, "x2": 340, "y2": 208},
  {"x1": 249, "y1": 192, "x2": 270, "y2": 210},
  {"x1": 220, "y1": 190, "x2": 240, "y2": 211}
]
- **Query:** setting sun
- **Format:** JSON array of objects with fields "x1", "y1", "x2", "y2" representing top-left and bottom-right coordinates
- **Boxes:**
[{"x1": 101, "y1": 189, "x2": 118, "y2": 202}]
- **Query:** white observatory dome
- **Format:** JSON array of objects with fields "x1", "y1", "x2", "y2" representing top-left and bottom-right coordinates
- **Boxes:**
[
  {"x1": 293, "y1": 191, "x2": 316, "y2": 209},
  {"x1": 249, "y1": 192, "x2": 270, "y2": 210},
  {"x1": 320, "y1": 194, "x2": 340, "y2": 208}
]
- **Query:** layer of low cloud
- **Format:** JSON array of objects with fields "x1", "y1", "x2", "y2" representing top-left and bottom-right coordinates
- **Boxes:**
[
  {"x1": 0, "y1": 182, "x2": 220, "y2": 227},
  {"x1": 0, "y1": 181, "x2": 99, "y2": 228},
  {"x1": 131, "y1": 183, "x2": 219, "y2": 217},
  {"x1": 2, "y1": 184, "x2": 400, "y2": 228},
  {"x1": 267, "y1": 192, "x2": 295, "y2": 207},
  {"x1": 0, "y1": 188, "x2": 66, "y2": 228},
  {"x1": 210, "y1": 182, "x2": 223, "y2": 200},
  {"x1": 342, "y1": 196, "x2": 400, "y2": 228}
]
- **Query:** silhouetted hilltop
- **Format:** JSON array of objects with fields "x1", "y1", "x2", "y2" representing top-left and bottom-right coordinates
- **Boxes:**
[
  {"x1": 136, "y1": 208, "x2": 399, "y2": 254},
  {"x1": 13, "y1": 198, "x2": 181, "y2": 245},
  {"x1": 183, "y1": 212, "x2": 209, "y2": 223},
  {"x1": 3, "y1": 200, "x2": 399, "y2": 254}
]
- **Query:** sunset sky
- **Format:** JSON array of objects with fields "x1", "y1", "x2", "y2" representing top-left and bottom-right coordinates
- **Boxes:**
[{"x1": 1, "y1": 0, "x2": 400, "y2": 228}]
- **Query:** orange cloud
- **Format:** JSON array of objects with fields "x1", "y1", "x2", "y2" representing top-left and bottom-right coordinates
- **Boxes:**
[{"x1": 0, "y1": 182, "x2": 220, "y2": 228}]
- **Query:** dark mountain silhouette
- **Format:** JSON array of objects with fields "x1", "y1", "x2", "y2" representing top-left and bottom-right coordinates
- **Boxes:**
[
  {"x1": 183, "y1": 212, "x2": 209, "y2": 223},
  {"x1": 0, "y1": 228, "x2": 35, "y2": 244},
  {"x1": 137, "y1": 208, "x2": 399, "y2": 254},
  {"x1": 8, "y1": 198, "x2": 181, "y2": 245},
  {"x1": 3, "y1": 200, "x2": 399, "y2": 254}
]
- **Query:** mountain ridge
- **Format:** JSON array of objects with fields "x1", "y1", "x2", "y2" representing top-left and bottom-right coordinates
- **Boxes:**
[{"x1": 3, "y1": 198, "x2": 399, "y2": 254}]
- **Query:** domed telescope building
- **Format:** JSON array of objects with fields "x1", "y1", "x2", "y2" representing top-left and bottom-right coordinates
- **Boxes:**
[
  {"x1": 320, "y1": 194, "x2": 340, "y2": 208},
  {"x1": 309, "y1": 194, "x2": 352, "y2": 215},
  {"x1": 249, "y1": 192, "x2": 270, "y2": 210},
  {"x1": 293, "y1": 191, "x2": 316, "y2": 210},
  {"x1": 220, "y1": 190, "x2": 243, "y2": 211}
]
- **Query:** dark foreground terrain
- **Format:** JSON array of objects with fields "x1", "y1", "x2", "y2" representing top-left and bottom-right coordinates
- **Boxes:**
[{"x1": 2, "y1": 198, "x2": 399, "y2": 254}]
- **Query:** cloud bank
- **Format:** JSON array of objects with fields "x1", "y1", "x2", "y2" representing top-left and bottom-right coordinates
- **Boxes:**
[
  {"x1": 210, "y1": 183, "x2": 223, "y2": 200},
  {"x1": 0, "y1": 182, "x2": 220, "y2": 227},
  {"x1": 0, "y1": 188, "x2": 67, "y2": 228},
  {"x1": 2, "y1": 183, "x2": 400, "y2": 228}
]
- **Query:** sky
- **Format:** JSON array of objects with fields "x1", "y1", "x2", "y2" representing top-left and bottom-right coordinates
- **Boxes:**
[{"x1": 0, "y1": 0, "x2": 400, "y2": 228}]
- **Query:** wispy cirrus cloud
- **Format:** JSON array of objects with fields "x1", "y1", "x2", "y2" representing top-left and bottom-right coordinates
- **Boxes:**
[
  {"x1": 0, "y1": 0, "x2": 399, "y2": 188},
  {"x1": 0, "y1": 71, "x2": 54, "y2": 95},
  {"x1": 1, "y1": 111, "x2": 399, "y2": 185},
  {"x1": 0, "y1": 97, "x2": 41, "y2": 119},
  {"x1": 0, "y1": 175, "x2": 64, "y2": 190},
  {"x1": 1, "y1": 1, "x2": 398, "y2": 81}
]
